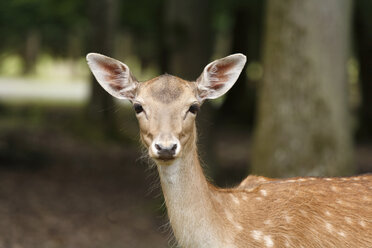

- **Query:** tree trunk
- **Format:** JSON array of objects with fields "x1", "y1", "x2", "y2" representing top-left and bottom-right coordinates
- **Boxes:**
[
  {"x1": 354, "y1": 0, "x2": 372, "y2": 141},
  {"x1": 218, "y1": 0, "x2": 264, "y2": 128},
  {"x1": 86, "y1": 0, "x2": 118, "y2": 138},
  {"x1": 156, "y1": 0, "x2": 168, "y2": 74},
  {"x1": 21, "y1": 30, "x2": 40, "y2": 75},
  {"x1": 165, "y1": 0, "x2": 212, "y2": 79},
  {"x1": 252, "y1": 0, "x2": 354, "y2": 177}
]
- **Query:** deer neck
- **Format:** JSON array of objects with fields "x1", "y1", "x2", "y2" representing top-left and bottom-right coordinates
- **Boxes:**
[{"x1": 156, "y1": 135, "x2": 223, "y2": 247}]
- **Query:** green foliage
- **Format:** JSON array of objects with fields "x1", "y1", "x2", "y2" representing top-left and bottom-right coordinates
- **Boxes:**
[
  {"x1": 0, "y1": 0, "x2": 87, "y2": 55},
  {"x1": 120, "y1": 0, "x2": 162, "y2": 34},
  {"x1": 0, "y1": 54, "x2": 23, "y2": 76},
  {"x1": 118, "y1": 0, "x2": 164, "y2": 64}
]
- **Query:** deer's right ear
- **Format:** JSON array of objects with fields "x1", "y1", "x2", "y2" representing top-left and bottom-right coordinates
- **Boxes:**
[{"x1": 86, "y1": 53, "x2": 138, "y2": 100}]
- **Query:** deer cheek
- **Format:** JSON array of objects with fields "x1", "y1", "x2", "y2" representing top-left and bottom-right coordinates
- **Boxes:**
[
  {"x1": 179, "y1": 125, "x2": 195, "y2": 147},
  {"x1": 140, "y1": 133, "x2": 152, "y2": 148}
]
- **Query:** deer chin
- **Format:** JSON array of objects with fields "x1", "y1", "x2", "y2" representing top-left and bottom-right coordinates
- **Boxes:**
[
  {"x1": 153, "y1": 157, "x2": 177, "y2": 166},
  {"x1": 151, "y1": 153, "x2": 182, "y2": 166}
]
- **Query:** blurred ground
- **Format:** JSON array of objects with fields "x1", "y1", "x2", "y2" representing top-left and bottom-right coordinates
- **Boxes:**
[
  {"x1": 0, "y1": 112, "x2": 170, "y2": 248},
  {"x1": 0, "y1": 77, "x2": 88, "y2": 103}
]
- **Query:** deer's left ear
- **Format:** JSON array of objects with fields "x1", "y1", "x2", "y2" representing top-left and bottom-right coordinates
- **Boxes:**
[{"x1": 196, "y1": 53, "x2": 246, "y2": 102}]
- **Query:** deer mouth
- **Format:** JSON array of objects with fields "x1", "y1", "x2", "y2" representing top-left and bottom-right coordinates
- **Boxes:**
[
  {"x1": 156, "y1": 154, "x2": 176, "y2": 162},
  {"x1": 152, "y1": 153, "x2": 178, "y2": 165}
]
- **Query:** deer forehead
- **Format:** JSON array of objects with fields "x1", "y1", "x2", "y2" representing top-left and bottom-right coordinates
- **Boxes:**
[{"x1": 139, "y1": 74, "x2": 196, "y2": 105}]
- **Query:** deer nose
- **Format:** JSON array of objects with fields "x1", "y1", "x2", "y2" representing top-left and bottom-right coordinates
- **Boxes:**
[{"x1": 155, "y1": 143, "x2": 177, "y2": 160}]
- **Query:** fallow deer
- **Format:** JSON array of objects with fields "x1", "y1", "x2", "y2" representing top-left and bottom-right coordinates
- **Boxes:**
[{"x1": 86, "y1": 53, "x2": 372, "y2": 248}]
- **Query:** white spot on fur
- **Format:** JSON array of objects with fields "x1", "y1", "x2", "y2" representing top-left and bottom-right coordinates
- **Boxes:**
[
  {"x1": 244, "y1": 187, "x2": 255, "y2": 192},
  {"x1": 309, "y1": 178, "x2": 316, "y2": 180},
  {"x1": 260, "y1": 189, "x2": 268, "y2": 196},
  {"x1": 225, "y1": 210, "x2": 233, "y2": 222},
  {"x1": 263, "y1": 235, "x2": 274, "y2": 247},
  {"x1": 298, "y1": 178, "x2": 306, "y2": 182},
  {"x1": 231, "y1": 194, "x2": 240, "y2": 205},
  {"x1": 285, "y1": 215, "x2": 292, "y2": 223},
  {"x1": 287, "y1": 180, "x2": 296, "y2": 183},
  {"x1": 345, "y1": 217, "x2": 353, "y2": 224},
  {"x1": 336, "y1": 199, "x2": 344, "y2": 205},
  {"x1": 338, "y1": 231, "x2": 346, "y2": 237},
  {"x1": 353, "y1": 177, "x2": 360, "y2": 181},
  {"x1": 325, "y1": 178, "x2": 332, "y2": 181},
  {"x1": 256, "y1": 197, "x2": 262, "y2": 201},
  {"x1": 251, "y1": 230, "x2": 263, "y2": 241},
  {"x1": 285, "y1": 240, "x2": 290, "y2": 247},
  {"x1": 300, "y1": 210, "x2": 307, "y2": 216},
  {"x1": 331, "y1": 186, "x2": 338, "y2": 192},
  {"x1": 359, "y1": 220, "x2": 366, "y2": 227},
  {"x1": 264, "y1": 219, "x2": 272, "y2": 225},
  {"x1": 325, "y1": 210, "x2": 331, "y2": 216},
  {"x1": 258, "y1": 177, "x2": 267, "y2": 182},
  {"x1": 235, "y1": 223, "x2": 243, "y2": 231},
  {"x1": 242, "y1": 195, "x2": 248, "y2": 201},
  {"x1": 214, "y1": 194, "x2": 223, "y2": 204},
  {"x1": 325, "y1": 222, "x2": 334, "y2": 232}
]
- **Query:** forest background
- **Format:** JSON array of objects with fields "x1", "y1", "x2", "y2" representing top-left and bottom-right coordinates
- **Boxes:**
[{"x1": 0, "y1": 0, "x2": 371, "y2": 247}]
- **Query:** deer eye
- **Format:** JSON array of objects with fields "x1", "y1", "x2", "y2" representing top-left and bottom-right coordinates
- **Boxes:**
[
  {"x1": 133, "y1": 103, "x2": 143, "y2": 114},
  {"x1": 188, "y1": 104, "x2": 200, "y2": 114}
]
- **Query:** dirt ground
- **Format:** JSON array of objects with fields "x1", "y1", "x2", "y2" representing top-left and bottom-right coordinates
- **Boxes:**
[{"x1": 0, "y1": 127, "x2": 170, "y2": 248}]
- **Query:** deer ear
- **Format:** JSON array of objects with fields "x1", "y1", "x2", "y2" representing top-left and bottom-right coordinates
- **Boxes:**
[
  {"x1": 196, "y1": 53, "x2": 246, "y2": 102},
  {"x1": 86, "y1": 53, "x2": 138, "y2": 100}
]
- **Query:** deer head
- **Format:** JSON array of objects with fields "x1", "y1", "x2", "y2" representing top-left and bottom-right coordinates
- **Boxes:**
[{"x1": 86, "y1": 53, "x2": 246, "y2": 165}]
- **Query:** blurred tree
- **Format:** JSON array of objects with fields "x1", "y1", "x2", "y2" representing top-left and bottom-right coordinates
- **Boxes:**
[
  {"x1": 119, "y1": 0, "x2": 165, "y2": 71},
  {"x1": 252, "y1": 0, "x2": 355, "y2": 177},
  {"x1": 165, "y1": 0, "x2": 213, "y2": 79},
  {"x1": 86, "y1": 0, "x2": 118, "y2": 138},
  {"x1": 22, "y1": 30, "x2": 41, "y2": 74},
  {"x1": 0, "y1": 0, "x2": 87, "y2": 73},
  {"x1": 354, "y1": 0, "x2": 372, "y2": 141},
  {"x1": 218, "y1": 0, "x2": 264, "y2": 128},
  {"x1": 164, "y1": 0, "x2": 217, "y2": 172}
]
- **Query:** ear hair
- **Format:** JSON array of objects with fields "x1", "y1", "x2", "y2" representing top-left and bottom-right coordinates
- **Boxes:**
[
  {"x1": 196, "y1": 53, "x2": 246, "y2": 102},
  {"x1": 86, "y1": 53, "x2": 138, "y2": 100}
]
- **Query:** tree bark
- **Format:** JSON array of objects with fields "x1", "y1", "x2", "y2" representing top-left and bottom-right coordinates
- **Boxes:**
[
  {"x1": 252, "y1": 0, "x2": 354, "y2": 177},
  {"x1": 21, "y1": 29, "x2": 40, "y2": 75},
  {"x1": 218, "y1": 0, "x2": 264, "y2": 128}
]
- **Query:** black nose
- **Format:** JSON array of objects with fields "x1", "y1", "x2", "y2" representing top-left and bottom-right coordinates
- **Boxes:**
[{"x1": 155, "y1": 143, "x2": 177, "y2": 160}]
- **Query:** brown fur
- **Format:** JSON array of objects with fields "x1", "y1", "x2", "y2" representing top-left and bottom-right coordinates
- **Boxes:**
[
  {"x1": 213, "y1": 175, "x2": 372, "y2": 247},
  {"x1": 148, "y1": 75, "x2": 185, "y2": 104}
]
